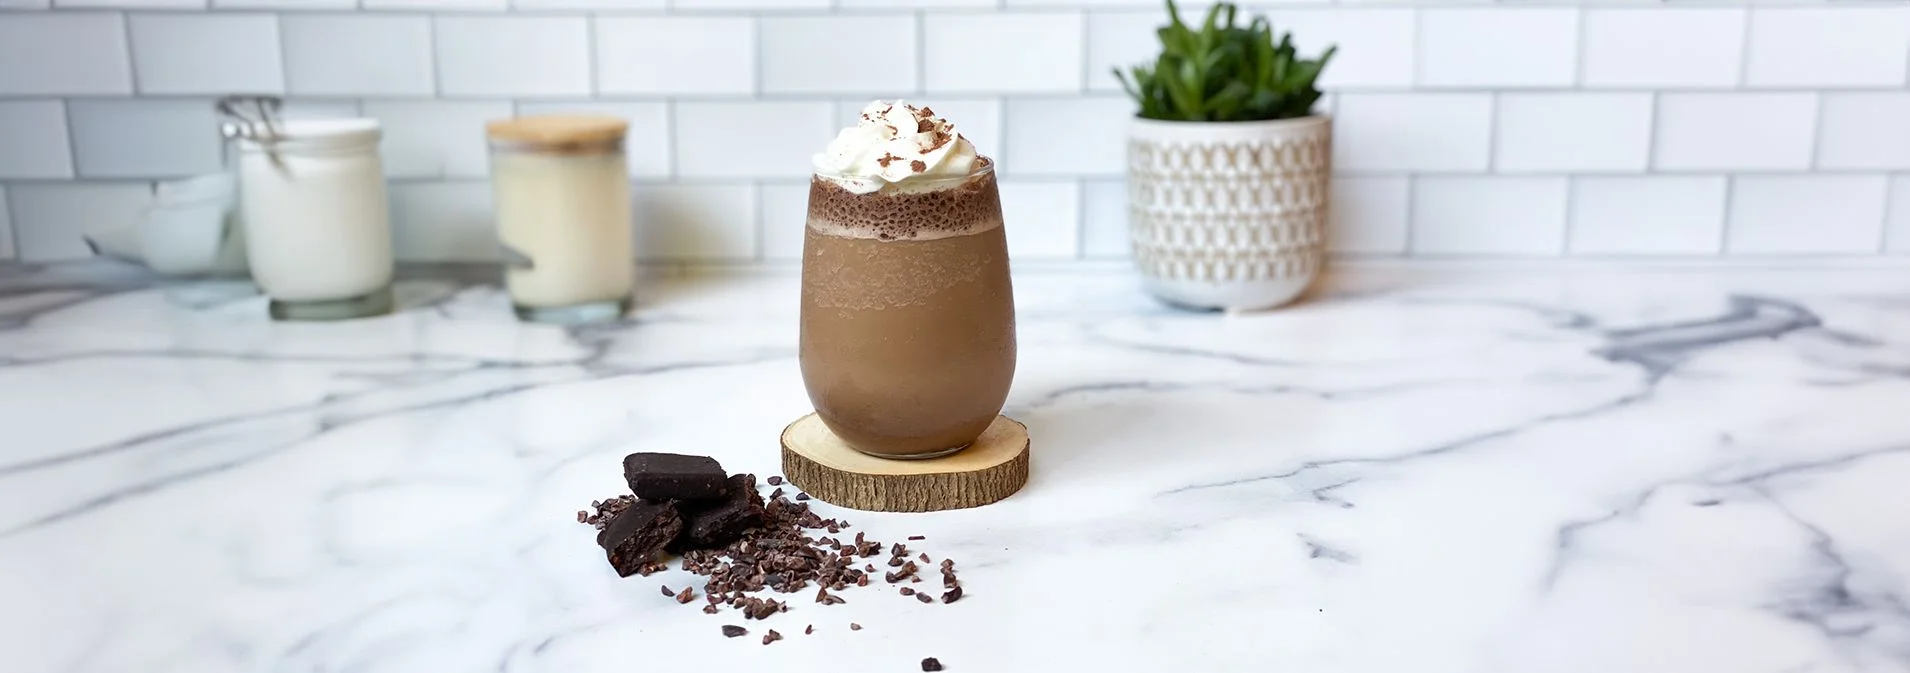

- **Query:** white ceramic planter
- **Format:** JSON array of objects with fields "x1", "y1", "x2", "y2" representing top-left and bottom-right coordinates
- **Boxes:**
[{"x1": 1127, "y1": 115, "x2": 1331, "y2": 311}]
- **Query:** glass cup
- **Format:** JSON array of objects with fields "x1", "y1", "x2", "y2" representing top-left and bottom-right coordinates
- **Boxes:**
[{"x1": 798, "y1": 160, "x2": 1017, "y2": 460}]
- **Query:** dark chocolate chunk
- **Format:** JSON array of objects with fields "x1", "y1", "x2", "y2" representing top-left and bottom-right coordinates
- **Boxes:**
[
  {"x1": 762, "y1": 629, "x2": 782, "y2": 645},
  {"x1": 941, "y1": 586, "x2": 963, "y2": 603},
  {"x1": 805, "y1": 624, "x2": 814, "y2": 635},
  {"x1": 670, "y1": 474, "x2": 765, "y2": 551},
  {"x1": 723, "y1": 625, "x2": 748, "y2": 638},
  {"x1": 622, "y1": 452, "x2": 729, "y2": 501},
  {"x1": 597, "y1": 501, "x2": 682, "y2": 577},
  {"x1": 915, "y1": 592, "x2": 934, "y2": 604},
  {"x1": 675, "y1": 586, "x2": 695, "y2": 604},
  {"x1": 908, "y1": 535, "x2": 926, "y2": 541},
  {"x1": 850, "y1": 623, "x2": 862, "y2": 631},
  {"x1": 921, "y1": 658, "x2": 944, "y2": 671},
  {"x1": 767, "y1": 476, "x2": 784, "y2": 486},
  {"x1": 795, "y1": 493, "x2": 810, "y2": 501},
  {"x1": 899, "y1": 587, "x2": 915, "y2": 596}
]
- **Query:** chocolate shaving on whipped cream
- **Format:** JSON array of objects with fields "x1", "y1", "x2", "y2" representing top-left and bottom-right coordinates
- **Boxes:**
[{"x1": 812, "y1": 100, "x2": 981, "y2": 194}]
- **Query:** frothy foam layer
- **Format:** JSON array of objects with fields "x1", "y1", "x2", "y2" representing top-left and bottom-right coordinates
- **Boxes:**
[{"x1": 806, "y1": 158, "x2": 1001, "y2": 241}]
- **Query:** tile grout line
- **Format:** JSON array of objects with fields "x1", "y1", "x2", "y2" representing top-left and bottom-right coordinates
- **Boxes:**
[
  {"x1": 1402, "y1": 175, "x2": 1418, "y2": 255},
  {"x1": 1718, "y1": 174, "x2": 1736, "y2": 255},
  {"x1": 915, "y1": 10, "x2": 927, "y2": 96},
  {"x1": 1559, "y1": 174, "x2": 1575, "y2": 257},
  {"x1": 1570, "y1": 6, "x2": 1586, "y2": 88},
  {"x1": 121, "y1": 11, "x2": 142, "y2": 96},
  {"x1": 1808, "y1": 91, "x2": 1825, "y2": 171},
  {"x1": 1736, "y1": 6, "x2": 1753, "y2": 87},
  {"x1": 1645, "y1": 91, "x2": 1662, "y2": 172},
  {"x1": 428, "y1": 15, "x2": 443, "y2": 97},
  {"x1": 585, "y1": 14, "x2": 598, "y2": 98}
]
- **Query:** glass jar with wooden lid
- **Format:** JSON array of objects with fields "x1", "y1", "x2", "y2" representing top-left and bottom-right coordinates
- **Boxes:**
[{"x1": 487, "y1": 115, "x2": 634, "y2": 324}]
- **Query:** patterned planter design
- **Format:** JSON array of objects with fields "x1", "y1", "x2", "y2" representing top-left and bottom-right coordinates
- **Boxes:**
[{"x1": 1127, "y1": 115, "x2": 1331, "y2": 311}]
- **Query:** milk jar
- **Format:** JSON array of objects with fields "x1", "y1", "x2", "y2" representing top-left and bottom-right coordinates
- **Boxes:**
[
  {"x1": 225, "y1": 101, "x2": 395, "y2": 321},
  {"x1": 486, "y1": 116, "x2": 635, "y2": 324}
]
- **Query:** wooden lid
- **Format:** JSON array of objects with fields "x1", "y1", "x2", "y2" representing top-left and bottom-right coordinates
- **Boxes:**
[{"x1": 486, "y1": 115, "x2": 628, "y2": 147}]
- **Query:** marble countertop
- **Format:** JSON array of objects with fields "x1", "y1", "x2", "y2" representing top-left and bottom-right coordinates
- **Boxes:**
[{"x1": 3, "y1": 262, "x2": 1909, "y2": 673}]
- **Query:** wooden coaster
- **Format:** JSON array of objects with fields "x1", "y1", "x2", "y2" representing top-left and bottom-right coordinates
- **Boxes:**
[{"x1": 780, "y1": 413, "x2": 1030, "y2": 513}]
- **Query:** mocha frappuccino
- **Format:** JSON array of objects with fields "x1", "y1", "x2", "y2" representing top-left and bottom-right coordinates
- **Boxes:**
[{"x1": 800, "y1": 101, "x2": 1016, "y2": 459}]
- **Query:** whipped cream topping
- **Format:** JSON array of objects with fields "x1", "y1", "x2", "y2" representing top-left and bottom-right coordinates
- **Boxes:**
[{"x1": 812, "y1": 100, "x2": 981, "y2": 194}]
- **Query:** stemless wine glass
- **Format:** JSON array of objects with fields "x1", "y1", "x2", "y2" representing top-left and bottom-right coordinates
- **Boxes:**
[{"x1": 798, "y1": 159, "x2": 1016, "y2": 459}]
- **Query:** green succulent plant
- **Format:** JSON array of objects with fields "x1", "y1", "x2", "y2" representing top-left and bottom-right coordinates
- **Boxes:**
[{"x1": 1114, "y1": 0, "x2": 1336, "y2": 122}]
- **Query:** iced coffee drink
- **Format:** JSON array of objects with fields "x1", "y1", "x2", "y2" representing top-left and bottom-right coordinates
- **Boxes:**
[{"x1": 801, "y1": 101, "x2": 1016, "y2": 459}]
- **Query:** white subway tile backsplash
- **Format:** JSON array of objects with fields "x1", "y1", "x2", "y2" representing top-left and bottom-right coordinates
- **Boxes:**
[
  {"x1": 1654, "y1": 93, "x2": 1816, "y2": 172},
  {"x1": 1418, "y1": 9, "x2": 1578, "y2": 88},
  {"x1": 841, "y1": 0, "x2": 992, "y2": 8},
  {"x1": 0, "y1": 188, "x2": 12, "y2": 261},
  {"x1": 999, "y1": 180, "x2": 1081, "y2": 260},
  {"x1": 1411, "y1": 177, "x2": 1567, "y2": 256},
  {"x1": 1888, "y1": 177, "x2": 1910, "y2": 253},
  {"x1": 1087, "y1": 11, "x2": 1163, "y2": 94},
  {"x1": 1494, "y1": 93, "x2": 1652, "y2": 173},
  {"x1": 388, "y1": 181, "x2": 496, "y2": 262},
  {"x1": 363, "y1": 101, "x2": 513, "y2": 179},
  {"x1": 1816, "y1": 93, "x2": 1910, "y2": 171},
  {"x1": 925, "y1": 13, "x2": 1083, "y2": 94},
  {"x1": 216, "y1": 0, "x2": 354, "y2": 9},
  {"x1": 758, "y1": 182, "x2": 808, "y2": 262},
  {"x1": 672, "y1": 0, "x2": 827, "y2": 9},
  {"x1": 60, "y1": 0, "x2": 203, "y2": 9},
  {"x1": 1004, "y1": 97, "x2": 1129, "y2": 177},
  {"x1": 68, "y1": 99, "x2": 223, "y2": 179},
  {"x1": 761, "y1": 16, "x2": 917, "y2": 96},
  {"x1": 364, "y1": 0, "x2": 502, "y2": 10},
  {"x1": 282, "y1": 15, "x2": 434, "y2": 96},
  {"x1": 634, "y1": 184, "x2": 758, "y2": 261},
  {"x1": 516, "y1": 101, "x2": 672, "y2": 179},
  {"x1": 513, "y1": 0, "x2": 657, "y2": 8},
  {"x1": 6, "y1": 183, "x2": 154, "y2": 262},
  {"x1": 0, "y1": 15, "x2": 134, "y2": 95},
  {"x1": 129, "y1": 14, "x2": 284, "y2": 95},
  {"x1": 1328, "y1": 176, "x2": 1408, "y2": 255},
  {"x1": 1582, "y1": 9, "x2": 1744, "y2": 89},
  {"x1": 1745, "y1": 8, "x2": 1910, "y2": 88},
  {"x1": 1334, "y1": 93, "x2": 1492, "y2": 172},
  {"x1": 1263, "y1": 9, "x2": 1415, "y2": 89},
  {"x1": 1080, "y1": 178, "x2": 1128, "y2": 259},
  {"x1": 436, "y1": 17, "x2": 590, "y2": 98},
  {"x1": 1728, "y1": 176, "x2": 1887, "y2": 255},
  {"x1": 0, "y1": 101, "x2": 75, "y2": 180},
  {"x1": 279, "y1": 99, "x2": 361, "y2": 120},
  {"x1": 596, "y1": 17, "x2": 755, "y2": 96},
  {"x1": 1569, "y1": 176, "x2": 1726, "y2": 256},
  {"x1": 675, "y1": 102, "x2": 833, "y2": 179}
]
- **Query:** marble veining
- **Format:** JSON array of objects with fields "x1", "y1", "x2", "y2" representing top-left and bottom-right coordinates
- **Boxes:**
[{"x1": 2, "y1": 262, "x2": 1909, "y2": 672}]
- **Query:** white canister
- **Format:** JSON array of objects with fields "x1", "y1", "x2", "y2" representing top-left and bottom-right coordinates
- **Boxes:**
[
  {"x1": 486, "y1": 116, "x2": 634, "y2": 324},
  {"x1": 232, "y1": 118, "x2": 395, "y2": 320}
]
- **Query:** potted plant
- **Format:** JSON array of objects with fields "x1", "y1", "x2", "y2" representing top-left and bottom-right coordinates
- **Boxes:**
[{"x1": 1115, "y1": 0, "x2": 1335, "y2": 311}]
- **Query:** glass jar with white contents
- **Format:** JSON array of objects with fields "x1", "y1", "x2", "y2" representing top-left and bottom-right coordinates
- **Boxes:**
[
  {"x1": 486, "y1": 116, "x2": 636, "y2": 324},
  {"x1": 222, "y1": 97, "x2": 395, "y2": 321}
]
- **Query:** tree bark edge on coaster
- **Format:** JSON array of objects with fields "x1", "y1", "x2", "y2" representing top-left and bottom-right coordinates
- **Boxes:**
[{"x1": 780, "y1": 414, "x2": 1030, "y2": 513}]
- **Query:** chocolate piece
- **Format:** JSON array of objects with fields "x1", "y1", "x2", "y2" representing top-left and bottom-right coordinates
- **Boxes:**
[
  {"x1": 622, "y1": 453, "x2": 729, "y2": 501},
  {"x1": 915, "y1": 593, "x2": 933, "y2": 604},
  {"x1": 762, "y1": 629, "x2": 782, "y2": 645},
  {"x1": 723, "y1": 625, "x2": 747, "y2": 638},
  {"x1": 941, "y1": 586, "x2": 962, "y2": 603},
  {"x1": 597, "y1": 501, "x2": 682, "y2": 577},
  {"x1": 921, "y1": 657, "x2": 943, "y2": 671},
  {"x1": 766, "y1": 476, "x2": 784, "y2": 486},
  {"x1": 850, "y1": 623, "x2": 862, "y2": 631},
  {"x1": 908, "y1": 535, "x2": 925, "y2": 541},
  {"x1": 671, "y1": 474, "x2": 765, "y2": 551}
]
